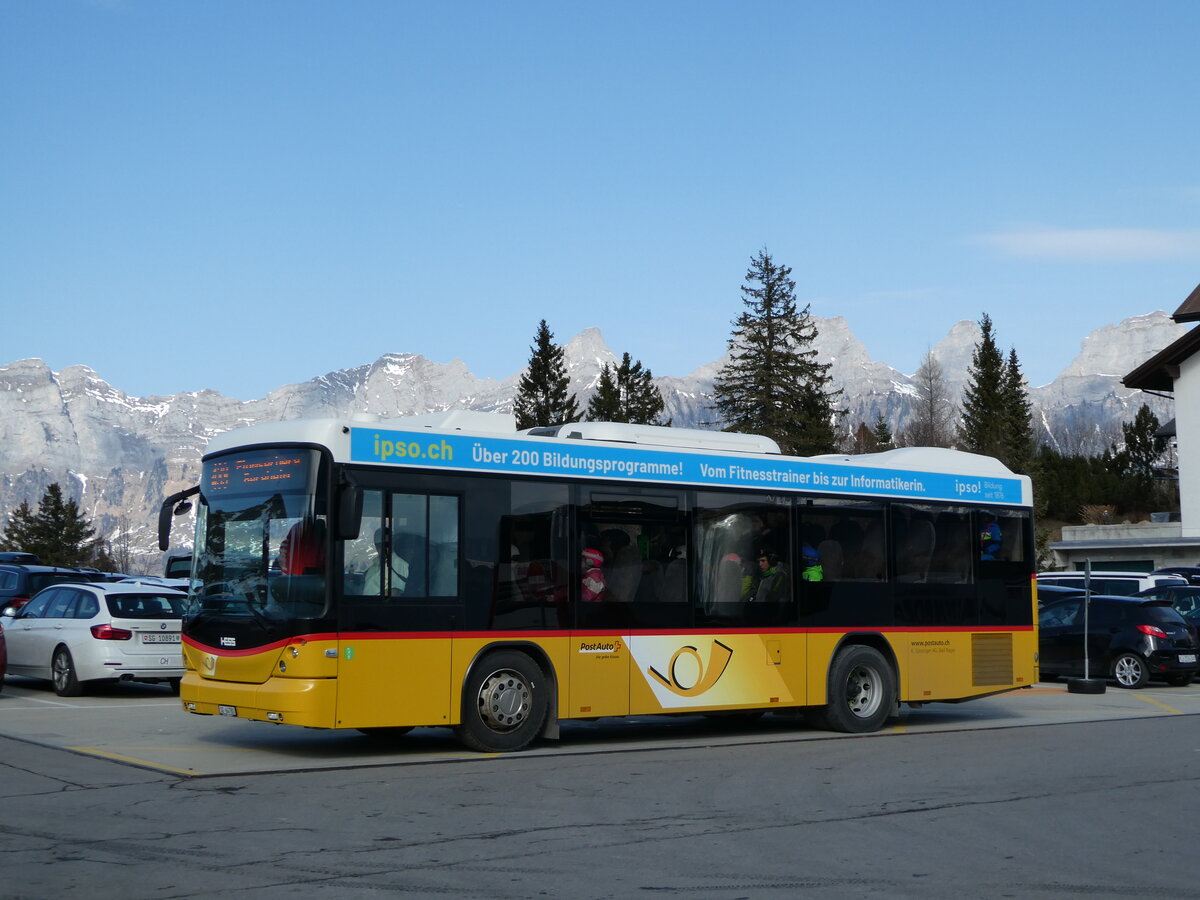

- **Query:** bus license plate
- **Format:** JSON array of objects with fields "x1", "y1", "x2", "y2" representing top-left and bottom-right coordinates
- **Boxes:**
[
  {"x1": 218, "y1": 705, "x2": 237, "y2": 717},
  {"x1": 141, "y1": 633, "x2": 181, "y2": 644},
  {"x1": 1180, "y1": 654, "x2": 1196, "y2": 664}
]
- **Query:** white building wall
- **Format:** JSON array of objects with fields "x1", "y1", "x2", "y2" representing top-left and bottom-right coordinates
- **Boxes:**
[{"x1": 1178, "y1": 352, "x2": 1200, "y2": 538}]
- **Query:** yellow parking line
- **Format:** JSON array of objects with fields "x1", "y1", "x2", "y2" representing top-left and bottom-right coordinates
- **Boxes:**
[
  {"x1": 67, "y1": 747, "x2": 204, "y2": 776},
  {"x1": 1134, "y1": 694, "x2": 1183, "y2": 715}
]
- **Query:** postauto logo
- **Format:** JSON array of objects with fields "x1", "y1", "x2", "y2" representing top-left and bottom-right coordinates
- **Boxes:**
[
  {"x1": 627, "y1": 634, "x2": 795, "y2": 710},
  {"x1": 647, "y1": 640, "x2": 734, "y2": 697}
]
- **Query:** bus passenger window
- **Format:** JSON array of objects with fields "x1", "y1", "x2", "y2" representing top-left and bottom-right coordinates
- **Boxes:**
[
  {"x1": 390, "y1": 494, "x2": 428, "y2": 597},
  {"x1": 343, "y1": 491, "x2": 384, "y2": 596},
  {"x1": 987, "y1": 509, "x2": 1029, "y2": 563},
  {"x1": 429, "y1": 495, "x2": 459, "y2": 596},
  {"x1": 577, "y1": 488, "x2": 687, "y2": 628},
  {"x1": 928, "y1": 508, "x2": 973, "y2": 584},
  {"x1": 801, "y1": 502, "x2": 884, "y2": 583},
  {"x1": 694, "y1": 494, "x2": 792, "y2": 626}
]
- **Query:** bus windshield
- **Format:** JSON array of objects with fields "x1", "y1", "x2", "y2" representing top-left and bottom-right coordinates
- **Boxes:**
[{"x1": 185, "y1": 448, "x2": 329, "y2": 629}]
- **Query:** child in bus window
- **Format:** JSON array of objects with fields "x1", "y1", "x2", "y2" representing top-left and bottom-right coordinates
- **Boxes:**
[
  {"x1": 581, "y1": 547, "x2": 607, "y2": 602},
  {"x1": 980, "y1": 512, "x2": 1003, "y2": 560}
]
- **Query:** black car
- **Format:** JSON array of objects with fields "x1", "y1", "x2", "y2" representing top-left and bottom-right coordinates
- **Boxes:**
[
  {"x1": 1152, "y1": 566, "x2": 1200, "y2": 586},
  {"x1": 1039, "y1": 594, "x2": 1199, "y2": 688},
  {"x1": 1134, "y1": 584, "x2": 1200, "y2": 619},
  {"x1": 1037, "y1": 583, "x2": 1085, "y2": 608},
  {"x1": 0, "y1": 565, "x2": 94, "y2": 614}
]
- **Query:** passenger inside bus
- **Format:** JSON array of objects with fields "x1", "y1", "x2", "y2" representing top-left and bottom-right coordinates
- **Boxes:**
[
  {"x1": 800, "y1": 541, "x2": 823, "y2": 582},
  {"x1": 581, "y1": 546, "x2": 608, "y2": 602},
  {"x1": 744, "y1": 549, "x2": 787, "y2": 604},
  {"x1": 980, "y1": 512, "x2": 1003, "y2": 560},
  {"x1": 278, "y1": 519, "x2": 327, "y2": 575},
  {"x1": 364, "y1": 527, "x2": 412, "y2": 596}
]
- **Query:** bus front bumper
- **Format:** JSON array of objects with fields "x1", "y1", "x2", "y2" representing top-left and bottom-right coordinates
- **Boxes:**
[{"x1": 179, "y1": 672, "x2": 337, "y2": 728}]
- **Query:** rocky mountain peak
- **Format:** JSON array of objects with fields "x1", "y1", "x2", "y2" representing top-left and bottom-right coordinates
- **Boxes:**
[{"x1": 0, "y1": 312, "x2": 1189, "y2": 568}]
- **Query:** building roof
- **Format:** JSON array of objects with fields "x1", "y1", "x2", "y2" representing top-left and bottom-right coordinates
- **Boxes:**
[
  {"x1": 1123, "y1": 323, "x2": 1200, "y2": 391},
  {"x1": 1176, "y1": 283, "x2": 1200, "y2": 324}
]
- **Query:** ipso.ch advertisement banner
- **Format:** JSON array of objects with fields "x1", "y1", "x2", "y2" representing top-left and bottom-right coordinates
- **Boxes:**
[{"x1": 349, "y1": 428, "x2": 1024, "y2": 505}]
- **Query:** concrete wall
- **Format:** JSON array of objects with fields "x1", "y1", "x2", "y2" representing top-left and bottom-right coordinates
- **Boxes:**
[
  {"x1": 1179, "y1": 351, "x2": 1200, "y2": 538},
  {"x1": 1049, "y1": 522, "x2": 1200, "y2": 571}
]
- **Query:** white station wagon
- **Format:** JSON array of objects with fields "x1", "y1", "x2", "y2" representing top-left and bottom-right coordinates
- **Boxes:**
[
  {"x1": 0, "y1": 582, "x2": 185, "y2": 696},
  {"x1": 1036, "y1": 571, "x2": 1188, "y2": 596}
]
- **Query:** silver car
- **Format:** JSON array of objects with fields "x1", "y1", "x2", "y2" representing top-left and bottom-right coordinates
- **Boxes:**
[{"x1": 1, "y1": 582, "x2": 184, "y2": 696}]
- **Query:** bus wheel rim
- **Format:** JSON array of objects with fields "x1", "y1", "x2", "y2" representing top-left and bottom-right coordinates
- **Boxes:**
[
  {"x1": 845, "y1": 663, "x2": 881, "y2": 717},
  {"x1": 477, "y1": 670, "x2": 531, "y2": 732}
]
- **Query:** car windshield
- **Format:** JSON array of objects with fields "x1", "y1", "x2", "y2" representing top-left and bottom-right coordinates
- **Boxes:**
[{"x1": 106, "y1": 594, "x2": 184, "y2": 618}]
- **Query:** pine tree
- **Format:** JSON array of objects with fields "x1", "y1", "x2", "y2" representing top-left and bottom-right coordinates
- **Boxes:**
[
  {"x1": 0, "y1": 483, "x2": 106, "y2": 567},
  {"x1": 711, "y1": 249, "x2": 841, "y2": 455},
  {"x1": 1002, "y1": 348, "x2": 1035, "y2": 475},
  {"x1": 1121, "y1": 403, "x2": 1168, "y2": 480},
  {"x1": 512, "y1": 320, "x2": 580, "y2": 430},
  {"x1": 586, "y1": 363, "x2": 622, "y2": 422},
  {"x1": 958, "y1": 313, "x2": 1008, "y2": 459},
  {"x1": 899, "y1": 349, "x2": 956, "y2": 448},
  {"x1": 871, "y1": 413, "x2": 894, "y2": 451},
  {"x1": 1105, "y1": 404, "x2": 1171, "y2": 513},
  {"x1": 587, "y1": 353, "x2": 668, "y2": 425}
]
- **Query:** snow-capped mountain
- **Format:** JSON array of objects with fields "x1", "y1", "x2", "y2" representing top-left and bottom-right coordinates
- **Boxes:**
[{"x1": 0, "y1": 311, "x2": 1187, "y2": 568}]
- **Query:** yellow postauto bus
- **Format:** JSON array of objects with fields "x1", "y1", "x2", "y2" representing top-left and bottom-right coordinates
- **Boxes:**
[{"x1": 159, "y1": 411, "x2": 1036, "y2": 752}]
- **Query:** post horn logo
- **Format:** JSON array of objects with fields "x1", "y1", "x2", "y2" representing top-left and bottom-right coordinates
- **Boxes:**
[{"x1": 647, "y1": 640, "x2": 733, "y2": 697}]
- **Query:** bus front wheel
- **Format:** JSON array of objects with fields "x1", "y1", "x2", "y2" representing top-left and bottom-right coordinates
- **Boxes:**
[
  {"x1": 456, "y1": 651, "x2": 548, "y2": 753},
  {"x1": 809, "y1": 645, "x2": 895, "y2": 734}
]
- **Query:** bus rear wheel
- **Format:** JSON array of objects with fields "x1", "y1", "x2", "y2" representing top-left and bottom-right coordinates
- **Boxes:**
[
  {"x1": 456, "y1": 651, "x2": 548, "y2": 753},
  {"x1": 808, "y1": 645, "x2": 895, "y2": 734}
]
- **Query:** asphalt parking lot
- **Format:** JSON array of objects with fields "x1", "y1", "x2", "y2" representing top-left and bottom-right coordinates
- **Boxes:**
[{"x1": 3, "y1": 674, "x2": 1200, "y2": 777}]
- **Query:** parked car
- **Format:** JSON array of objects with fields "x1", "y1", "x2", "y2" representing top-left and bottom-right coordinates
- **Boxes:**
[
  {"x1": 0, "y1": 582, "x2": 185, "y2": 696},
  {"x1": 1152, "y1": 566, "x2": 1200, "y2": 586},
  {"x1": 1038, "y1": 594, "x2": 1200, "y2": 687},
  {"x1": 1133, "y1": 584, "x2": 1200, "y2": 619},
  {"x1": 0, "y1": 617, "x2": 7, "y2": 693},
  {"x1": 164, "y1": 552, "x2": 192, "y2": 580},
  {"x1": 1037, "y1": 583, "x2": 1085, "y2": 608},
  {"x1": 0, "y1": 565, "x2": 94, "y2": 613},
  {"x1": 1036, "y1": 571, "x2": 1189, "y2": 596},
  {"x1": 114, "y1": 575, "x2": 190, "y2": 590},
  {"x1": 0, "y1": 552, "x2": 40, "y2": 564}
]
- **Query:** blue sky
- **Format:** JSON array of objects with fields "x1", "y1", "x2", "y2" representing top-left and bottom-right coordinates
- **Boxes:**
[{"x1": 3, "y1": 1, "x2": 1200, "y2": 400}]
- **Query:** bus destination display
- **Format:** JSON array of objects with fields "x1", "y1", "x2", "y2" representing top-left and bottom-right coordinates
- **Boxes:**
[{"x1": 203, "y1": 450, "x2": 312, "y2": 496}]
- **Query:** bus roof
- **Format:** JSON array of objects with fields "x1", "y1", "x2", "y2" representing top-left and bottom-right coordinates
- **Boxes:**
[{"x1": 204, "y1": 413, "x2": 1032, "y2": 507}]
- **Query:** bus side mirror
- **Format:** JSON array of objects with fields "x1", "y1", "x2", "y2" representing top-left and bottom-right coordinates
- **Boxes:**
[
  {"x1": 337, "y1": 483, "x2": 363, "y2": 541},
  {"x1": 159, "y1": 486, "x2": 199, "y2": 552}
]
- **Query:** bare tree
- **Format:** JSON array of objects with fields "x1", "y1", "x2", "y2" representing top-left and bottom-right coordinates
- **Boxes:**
[
  {"x1": 899, "y1": 349, "x2": 957, "y2": 448},
  {"x1": 110, "y1": 512, "x2": 137, "y2": 574}
]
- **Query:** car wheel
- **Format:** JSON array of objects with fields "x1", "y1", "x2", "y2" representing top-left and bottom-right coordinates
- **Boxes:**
[
  {"x1": 1164, "y1": 673, "x2": 1194, "y2": 687},
  {"x1": 807, "y1": 644, "x2": 896, "y2": 733},
  {"x1": 52, "y1": 647, "x2": 84, "y2": 697},
  {"x1": 1111, "y1": 652, "x2": 1149, "y2": 689},
  {"x1": 455, "y1": 650, "x2": 548, "y2": 753}
]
